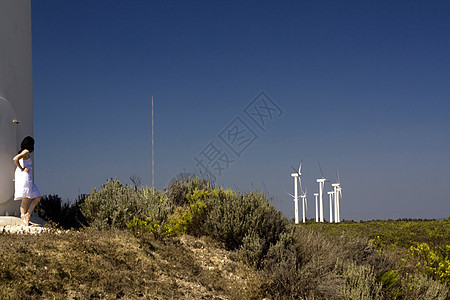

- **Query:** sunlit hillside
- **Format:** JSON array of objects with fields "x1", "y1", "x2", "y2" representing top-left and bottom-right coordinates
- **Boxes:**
[{"x1": 1, "y1": 178, "x2": 448, "y2": 299}]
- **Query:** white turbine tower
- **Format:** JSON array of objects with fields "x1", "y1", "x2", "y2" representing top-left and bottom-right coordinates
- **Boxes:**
[
  {"x1": 316, "y1": 161, "x2": 326, "y2": 223},
  {"x1": 314, "y1": 193, "x2": 319, "y2": 222},
  {"x1": 289, "y1": 163, "x2": 303, "y2": 224},
  {"x1": 332, "y1": 171, "x2": 343, "y2": 223},
  {"x1": 300, "y1": 188, "x2": 307, "y2": 223},
  {"x1": 336, "y1": 186, "x2": 342, "y2": 222},
  {"x1": 327, "y1": 190, "x2": 334, "y2": 223},
  {"x1": 0, "y1": 1, "x2": 33, "y2": 216}
]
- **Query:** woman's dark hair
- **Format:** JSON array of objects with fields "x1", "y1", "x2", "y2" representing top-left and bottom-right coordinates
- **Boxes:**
[{"x1": 19, "y1": 136, "x2": 35, "y2": 154}]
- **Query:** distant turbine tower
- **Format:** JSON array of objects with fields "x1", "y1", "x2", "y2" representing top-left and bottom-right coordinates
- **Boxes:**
[
  {"x1": 314, "y1": 193, "x2": 319, "y2": 222},
  {"x1": 300, "y1": 188, "x2": 308, "y2": 223},
  {"x1": 290, "y1": 163, "x2": 302, "y2": 224},
  {"x1": 332, "y1": 184, "x2": 339, "y2": 222},
  {"x1": 336, "y1": 186, "x2": 342, "y2": 222},
  {"x1": 317, "y1": 161, "x2": 326, "y2": 223},
  {"x1": 327, "y1": 190, "x2": 334, "y2": 223},
  {"x1": 332, "y1": 171, "x2": 342, "y2": 223}
]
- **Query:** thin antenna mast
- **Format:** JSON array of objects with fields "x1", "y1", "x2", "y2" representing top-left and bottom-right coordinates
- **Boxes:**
[{"x1": 152, "y1": 96, "x2": 155, "y2": 188}]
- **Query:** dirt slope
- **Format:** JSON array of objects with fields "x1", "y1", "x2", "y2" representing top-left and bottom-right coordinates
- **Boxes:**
[{"x1": 0, "y1": 229, "x2": 264, "y2": 299}]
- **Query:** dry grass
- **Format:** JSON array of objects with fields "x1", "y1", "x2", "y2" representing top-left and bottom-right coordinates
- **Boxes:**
[
  {"x1": 1, "y1": 222, "x2": 448, "y2": 299},
  {"x1": 0, "y1": 229, "x2": 262, "y2": 299}
]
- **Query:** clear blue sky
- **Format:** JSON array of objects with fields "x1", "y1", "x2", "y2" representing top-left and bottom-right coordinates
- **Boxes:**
[{"x1": 31, "y1": 0, "x2": 450, "y2": 221}]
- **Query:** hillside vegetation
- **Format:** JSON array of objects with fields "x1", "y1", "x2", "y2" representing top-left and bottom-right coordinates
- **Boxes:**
[{"x1": 1, "y1": 178, "x2": 448, "y2": 299}]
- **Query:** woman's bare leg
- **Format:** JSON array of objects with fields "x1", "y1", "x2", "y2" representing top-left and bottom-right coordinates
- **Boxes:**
[
  {"x1": 20, "y1": 198, "x2": 30, "y2": 226},
  {"x1": 26, "y1": 196, "x2": 41, "y2": 225}
]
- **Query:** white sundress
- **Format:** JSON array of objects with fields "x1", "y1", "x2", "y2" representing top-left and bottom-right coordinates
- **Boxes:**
[{"x1": 14, "y1": 157, "x2": 41, "y2": 200}]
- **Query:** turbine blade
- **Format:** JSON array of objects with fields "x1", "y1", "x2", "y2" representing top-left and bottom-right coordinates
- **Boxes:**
[
  {"x1": 298, "y1": 177, "x2": 304, "y2": 194},
  {"x1": 337, "y1": 170, "x2": 341, "y2": 183},
  {"x1": 299, "y1": 161, "x2": 303, "y2": 174},
  {"x1": 291, "y1": 165, "x2": 297, "y2": 173},
  {"x1": 286, "y1": 192, "x2": 295, "y2": 199},
  {"x1": 318, "y1": 160, "x2": 324, "y2": 178}
]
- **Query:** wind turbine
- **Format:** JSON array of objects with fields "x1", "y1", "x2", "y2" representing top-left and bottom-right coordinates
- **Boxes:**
[
  {"x1": 316, "y1": 161, "x2": 326, "y2": 223},
  {"x1": 314, "y1": 193, "x2": 319, "y2": 222},
  {"x1": 327, "y1": 190, "x2": 334, "y2": 223},
  {"x1": 300, "y1": 188, "x2": 307, "y2": 223},
  {"x1": 336, "y1": 185, "x2": 342, "y2": 222},
  {"x1": 290, "y1": 163, "x2": 303, "y2": 224},
  {"x1": 332, "y1": 171, "x2": 343, "y2": 223}
]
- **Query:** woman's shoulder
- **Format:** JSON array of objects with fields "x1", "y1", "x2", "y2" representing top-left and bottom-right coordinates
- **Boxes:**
[
  {"x1": 14, "y1": 149, "x2": 30, "y2": 160},
  {"x1": 21, "y1": 149, "x2": 30, "y2": 157}
]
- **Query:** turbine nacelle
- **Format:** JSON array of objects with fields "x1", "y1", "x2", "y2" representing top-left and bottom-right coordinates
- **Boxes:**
[
  {"x1": 301, "y1": 187, "x2": 307, "y2": 198},
  {"x1": 291, "y1": 163, "x2": 302, "y2": 176}
]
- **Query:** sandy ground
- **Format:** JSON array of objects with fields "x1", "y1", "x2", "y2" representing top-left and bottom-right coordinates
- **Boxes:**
[
  {"x1": 0, "y1": 224, "x2": 49, "y2": 234},
  {"x1": 0, "y1": 216, "x2": 48, "y2": 234}
]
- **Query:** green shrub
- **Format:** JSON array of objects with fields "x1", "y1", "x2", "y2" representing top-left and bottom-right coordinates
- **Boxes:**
[
  {"x1": 337, "y1": 260, "x2": 382, "y2": 299},
  {"x1": 410, "y1": 243, "x2": 450, "y2": 285},
  {"x1": 164, "y1": 179, "x2": 287, "y2": 260},
  {"x1": 262, "y1": 225, "x2": 391, "y2": 299},
  {"x1": 165, "y1": 200, "x2": 207, "y2": 236},
  {"x1": 378, "y1": 270, "x2": 403, "y2": 298},
  {"x1": 36, "y1": 194, "x2": 64, "y2": 223},
  {"x1": 36, "y1": 194, "x2": 87, "y2": 229},
  {"x1": 81, "y1": 179, "x2": 169, "y2": 230},
  {"x1": 126, "y1": 217, "x2": 163, "y2": 239},
  {"x1": 128, "y1": 179, "x2": 286, "y2": 256},
  {"x1": 125, "y1": 181, "x2": 211, "y2": 238},
  {"x1": 236, "y1": 230, "x2": 265, "y2": 267},
  {"x1": 136, "y1": 185, "x2": 172, "y2": 223},
  {"x1": 165, "y1": 177, "x2": 213, "y2": 207},
  {"x1": 200, "y1": 190, "x2": 287, "y2": 254},
  {"x1": 404, "y1": 272, "x2": 449, "y2": 299}
]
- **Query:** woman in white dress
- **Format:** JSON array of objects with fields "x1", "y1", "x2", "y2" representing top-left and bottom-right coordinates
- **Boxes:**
[{"x1": 12, "y1": 136, "x2": 41, "y2": 226}]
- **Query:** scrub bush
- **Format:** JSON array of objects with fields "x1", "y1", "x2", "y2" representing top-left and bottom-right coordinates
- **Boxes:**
[
  {"x1": 125, "y1": 179, "x2": 213, "y2": 238},
  {"x1": 236, "y1": 230, "x2": 266, "y2": 267},
  {"x1": 262, "y1": 226, "x2": 387, "y2": 299},
  {"x1": 410, "y1": 243, "x2": 450, "y2": 284},
  {"x1": 36, "y1": 194, "x2": 64, "y2": 223},
  {"x1": 126, "y1": 217, "x2": 163, "y2": 239},
  {"x1": 165, "y1": 177, "x2": 212, "y2": 207},
  {"x1": 147, "y1": 178, "x2": 288, "y2": 262},
  {"x1": 81, "y1": 178, "x2": 169, "y2": 230},
  {"x1": 127, "y1": 179, "x2": 287, "y2": 257},
  {"x1": 403, "y1": 272, "x2": 449, "y2": 299},
  {"x1": 165, "y1": 199, "x2": 207, "y2": 236},
  {"x1": 200, "y1": 190, "x2": 288, "y2": 255},
  {"x1": 36, "y1": 194, "x2": 87, "y2": 229},
  {"x1": 338, "y1": 261, "x2": 383, "y2": 299},
  {"x1": 378, "y1": 270, "x2": 403, "y2": 298}
]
